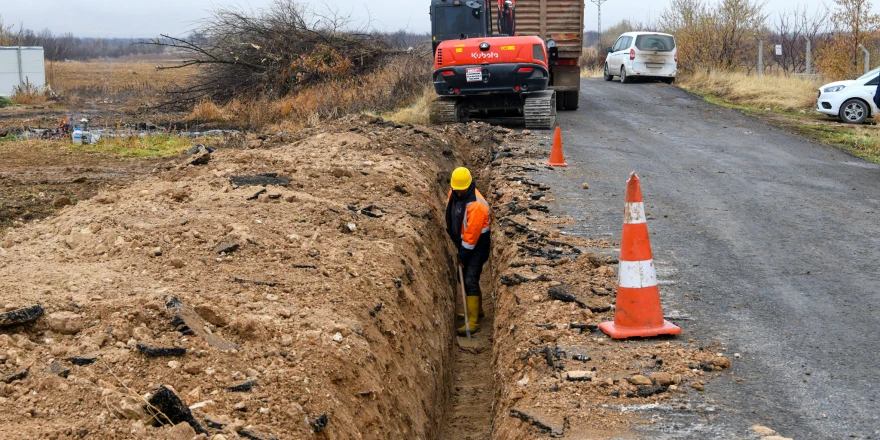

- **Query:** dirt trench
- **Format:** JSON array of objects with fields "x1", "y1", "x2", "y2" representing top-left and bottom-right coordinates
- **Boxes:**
[
  {"x1": 0, "y1": 115, "x2": 510, "y2": 439},
  {"x1": 0, "y1": 114, "x2": 736, "y2": 439}
]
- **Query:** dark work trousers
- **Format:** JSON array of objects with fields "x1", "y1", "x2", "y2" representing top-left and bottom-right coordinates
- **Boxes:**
[
  {"x1": 461, "y1": 232, "x2": 490, "y2": 297},
  {"x1": 463, "y1": 260, "x2": 485, "y2": 297}
]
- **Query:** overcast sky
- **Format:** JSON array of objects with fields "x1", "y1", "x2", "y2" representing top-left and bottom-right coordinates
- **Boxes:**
[{"x1": 0, "y1": 0, "x2": 870, "y2": 38}]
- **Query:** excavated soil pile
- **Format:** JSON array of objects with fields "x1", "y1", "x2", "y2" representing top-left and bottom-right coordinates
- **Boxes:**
[
  {"x1": 483, "y1": 136, "x2": 734, "y2": 438},
  {"x1": 0, "y1": 115, "x2": 505, "y2": 439}
]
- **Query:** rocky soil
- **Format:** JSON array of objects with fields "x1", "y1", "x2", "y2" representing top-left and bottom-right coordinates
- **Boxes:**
[
  {"x1": 0, "y1": 115, "x2": 502, "y2": 439},
  {"x1": 482, "y1": 135, "x2": 734, "y2": 438}
]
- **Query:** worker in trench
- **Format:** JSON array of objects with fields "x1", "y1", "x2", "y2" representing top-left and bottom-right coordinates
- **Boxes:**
[{"x1": 445, "y1": 167, "x2": 491, "y2": 335}]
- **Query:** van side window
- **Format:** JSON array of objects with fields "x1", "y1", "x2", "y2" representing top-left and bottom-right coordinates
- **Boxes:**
[
  {"x1": 867, "y1": 75, "x2": 880, "y2": 86},
  {"x1": 613, "y1": 37, "x2": 625, "y2": 52},
  {"x1": 623, "y1": 37, "x2": 633, "y2": 48}
]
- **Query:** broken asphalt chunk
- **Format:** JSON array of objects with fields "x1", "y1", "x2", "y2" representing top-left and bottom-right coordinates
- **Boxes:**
[
  {"x1": 509, "y1": 407, "x2": 564, "y2": 438},
  {"x1": 204, "y1": 416, "x2": 228, "y2": 429},
  {"x1": 633, "y1": 385, "x2": 668, "y2": 398},
  {"x1": 230, "y1": 173, "x2": 290, "y2": 187},
  {"x1": 0, "y1": 304, "x2": 44, "y2": 328},
  {"x1": 564, "y1": 370, "x2": 595, "y2": 382},
  {"x1": 501, "y1": 273, "x2": 550, "y2": 286},
  {"x1": 136, "y1": 344, "x2": 186, "y2": 357},
  {"x1": 228, "y1": 379, "x2": 257, "y2": 392},
  {"x1": 145, "y1": 386, "x2": 207, "y2": 434},
  {"x1": 571, "y1": 354, "x2": 591, "y2": 362},
  {"x1": 1, "y1": 368, "x2": 29, "y2": 383},
  {"x1": 238, "y1": 429, "x2": 278, "y2": 440},
  {"x1": 698, "y1": 361, "x2": 716, "y2": 372},
  {"x1": 547, "y1": 286, "x2": 588, "y2": 308},
  {"x1": 69, "y1": 354, "x2": 97, "y2": 366},
  {"x1": 309, "y1": 413, "x2": 329, "y2": 433},
  {"x1": 214, "y1": 240, "x2": 240, "y2": 254},
  {"x1": 246, "y1": 188, "x2": 267, "y2": 200}
]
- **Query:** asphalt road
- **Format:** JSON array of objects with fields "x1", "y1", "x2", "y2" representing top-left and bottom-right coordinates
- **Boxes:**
[{"x1": 535, "y1": 78, "x2": 880, "y2": 439}]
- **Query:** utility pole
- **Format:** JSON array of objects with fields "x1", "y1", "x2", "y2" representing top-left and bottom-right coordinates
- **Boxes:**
[
  {"x1": 859, "y1": 44, "x2": 870, "y2": 74},
  {"x1": 802, "y1": 35, "x2": 811, "y2": 76},
  {"x1": 755, "y1": 35, "x2": 763, "y2": 77},
  {"x1": 591, "y1": 0, "x2": 609, "y2": 50}
]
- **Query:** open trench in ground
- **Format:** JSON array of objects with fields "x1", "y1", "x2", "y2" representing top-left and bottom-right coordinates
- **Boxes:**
[{"x1": 0, "y1": 115, "x2": 734, "y2": 439}]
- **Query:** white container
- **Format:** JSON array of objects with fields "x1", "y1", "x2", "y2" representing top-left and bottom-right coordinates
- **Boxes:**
[
  {"x1": 72, "y1": 128, "x2": 83, "y2": 145},
  {"x1": 0, "y1": 47, "x2": 46, "y2": 97}
]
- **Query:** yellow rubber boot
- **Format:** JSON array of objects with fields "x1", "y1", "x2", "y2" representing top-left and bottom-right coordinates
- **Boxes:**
[
  {"x1": 458, "y1": 294, "x2": 486, "y2": 319},
  {"x1": 457, "y1": 296, "x2": 481, "y2": 335}
]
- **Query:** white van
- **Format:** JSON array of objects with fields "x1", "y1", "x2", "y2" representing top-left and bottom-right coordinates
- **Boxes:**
[{"x1": 603, "y1": 32, "x2": 677, "y2": 84}]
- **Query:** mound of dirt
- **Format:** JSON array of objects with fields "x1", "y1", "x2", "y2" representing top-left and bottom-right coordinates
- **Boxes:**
[
  {"x1": 483, "y1": 136, "x2": 733, "y2": 439},
  {"x1": 0, "y1": 115, "x2": 502, "y2": 439}
]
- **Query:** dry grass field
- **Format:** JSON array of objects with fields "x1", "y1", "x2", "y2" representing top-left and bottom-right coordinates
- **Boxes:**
[
  {"x1": 678, "y1": 71, "x2": 821, "y2": 112},
  {"x1": 46, "y1": 59, "x2": 196, "y2": 103}
]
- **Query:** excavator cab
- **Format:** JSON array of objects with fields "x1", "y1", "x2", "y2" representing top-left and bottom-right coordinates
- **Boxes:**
[{"x1": 431, "y1": 0, "x2": 491, "y2": 53}]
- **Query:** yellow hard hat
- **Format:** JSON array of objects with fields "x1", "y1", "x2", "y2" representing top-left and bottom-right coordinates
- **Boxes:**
[{"x1": 450, "y1": 167, "x2": 472, "y2": 190}]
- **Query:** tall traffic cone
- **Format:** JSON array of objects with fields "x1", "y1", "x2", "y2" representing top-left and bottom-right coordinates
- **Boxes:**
[
  {"x1": 599, "y1": 172, "x2": 681, "y2": 339},
  {"x1": 547, "y1": 127, "x2": 567, "y2": 166}
]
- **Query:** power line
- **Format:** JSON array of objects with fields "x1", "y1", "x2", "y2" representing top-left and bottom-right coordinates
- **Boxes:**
[{"x1": 591, "y1": 0, "x2": 609, "y2": 49}]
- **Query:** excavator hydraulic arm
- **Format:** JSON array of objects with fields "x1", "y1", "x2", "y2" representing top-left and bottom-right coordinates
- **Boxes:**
[{"x1": 497, "y1": 0, "x2": 516, "y2": 36}]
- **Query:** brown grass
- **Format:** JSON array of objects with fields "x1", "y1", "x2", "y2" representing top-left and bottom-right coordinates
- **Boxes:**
[
  {"x1": 10, "y1": 78, "x2": 50, "y2": 105},
  {"x1": 380, "y1": 86, "x2": 435, "y2": 125},
  {"x1": 47, "y1": 60, "x2": 195, "y2": 99},
  {"x1": 678, "y1": 71, "x2": 822, "y2": 112},
  {"x1": 188, "y1": 56, "x2": 433, "y2": 131},
  {"x1": 580, "y1": 66, "x2": 604, "y2": 78},
  {"x1": 187, "y1": 99, "x2": 225, "y2": 122}
]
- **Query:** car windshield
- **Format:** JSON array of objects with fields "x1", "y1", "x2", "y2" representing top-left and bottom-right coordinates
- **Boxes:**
[
  {"x1": 856, "y1": 67, "x2": 880, "y2": 81},
  {"x1": 635, "y1": 35, "x2": 675, "y2": 52}
]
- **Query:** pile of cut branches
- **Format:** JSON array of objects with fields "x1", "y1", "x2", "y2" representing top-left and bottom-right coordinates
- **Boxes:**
[{"x1": 151, "y1": 0, "x2": 409, "y2": 108}]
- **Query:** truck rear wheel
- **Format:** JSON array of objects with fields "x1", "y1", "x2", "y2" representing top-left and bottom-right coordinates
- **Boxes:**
[
  {"x1": 562, "y1": 91, "x2": 579, "y2": 110},
  {"x1": 555, "y1": 91, "x2": 580, "y2": 111}
]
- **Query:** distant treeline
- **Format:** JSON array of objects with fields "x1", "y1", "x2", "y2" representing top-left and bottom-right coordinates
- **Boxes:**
[{"x1": 0, "y1": 17, "x2": 164, "y2": 60}]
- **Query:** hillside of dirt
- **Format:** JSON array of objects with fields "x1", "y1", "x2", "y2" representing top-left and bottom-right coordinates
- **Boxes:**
[{"x1": 0, "y1": 115, "x2": 503, "y2": 439}]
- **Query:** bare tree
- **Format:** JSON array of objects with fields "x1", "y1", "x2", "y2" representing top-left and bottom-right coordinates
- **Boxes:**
[
  {"x1": 774, "y1": 6, "x2": 827, "y2": 74},
  {"x1": 659, "y1": 0, "x2": 766, "y2": 72}
]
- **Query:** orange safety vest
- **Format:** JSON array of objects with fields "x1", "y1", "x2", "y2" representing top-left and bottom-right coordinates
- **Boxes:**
[{"x1": 447, "y1": 189, "x2": 491, "y2": 250}]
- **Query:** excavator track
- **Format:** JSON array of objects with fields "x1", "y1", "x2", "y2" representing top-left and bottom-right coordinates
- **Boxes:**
[
  {"x1": 429, "y1": 97, "x2": 464, "y2": 125},
  {"x1": 523, "y1": 91, "x2": 556, "y2": 130}
]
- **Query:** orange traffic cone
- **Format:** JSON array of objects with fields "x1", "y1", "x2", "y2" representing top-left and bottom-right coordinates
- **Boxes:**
[
  {"x1": 547, "y1": 127, "x2": 567, "y2": 166},
  {"x1": 599, "y1": 172, "x2": 681, "y2": 339}
]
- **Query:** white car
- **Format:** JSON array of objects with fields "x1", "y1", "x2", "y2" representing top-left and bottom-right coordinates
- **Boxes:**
[
  {"x1": 817, "y1": 67, "x2": 880, "y2": 124},
  {"x1": 604, "y1": 32, "x2": 677, "y2": 84}
]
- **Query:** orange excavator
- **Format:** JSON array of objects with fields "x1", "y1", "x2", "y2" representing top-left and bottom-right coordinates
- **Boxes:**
[{"x1": 429, "y1": 0, "x2": 573, "y2": 128}]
